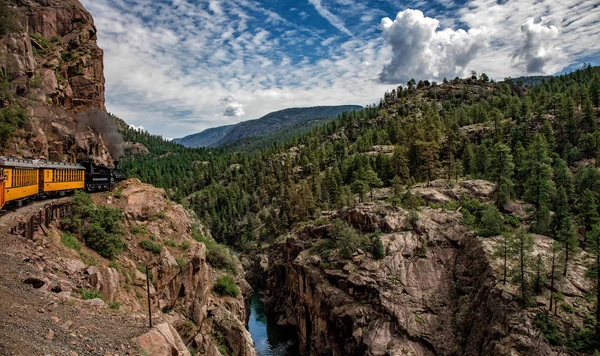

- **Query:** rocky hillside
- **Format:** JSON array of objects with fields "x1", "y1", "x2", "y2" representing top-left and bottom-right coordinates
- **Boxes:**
[
  {"x1": 0, "y1": 0, "x2": 120, "y2": 164},
  {"x1": 243, "y1": 181, "x2": 594, "y2": 355},
  {"x1": 0, "y1": 179, "x2": 255, "y2": 356}
]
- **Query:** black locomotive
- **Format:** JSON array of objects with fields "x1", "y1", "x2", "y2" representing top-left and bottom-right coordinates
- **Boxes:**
[{"x1": 80, "y1": 161, "x2": 127, "y2": 192}]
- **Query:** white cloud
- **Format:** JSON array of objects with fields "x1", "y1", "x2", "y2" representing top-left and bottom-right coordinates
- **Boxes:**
[
  {"x1": 459, "y1": 0, "x2": 600, "y2": 79},
  {"x1": 512, "y1": 18, "x2": 563, "y2": 74},
  {"x1": 129, "y1": 124, "x2": 145, "y2": 131},
  {"x1": 79, "y1": 0, "x2": 600, "y2": 138},
  {"x1": 220, "y1": 96, "x2": 245, "y2": 117},
  {"x1": 378, "y1": 9, "x2": 488, "y2": 83},
  {"x1": 308, "y1": 0, "x2": 353, "y2": 36}
]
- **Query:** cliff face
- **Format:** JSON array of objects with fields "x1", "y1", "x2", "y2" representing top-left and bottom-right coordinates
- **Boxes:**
[
  {"x1": 256, "y1": 196, "x2": 591, "y2": 356},
  {"x1": 0, "y1": 0, "x2": 118, "y2": 164},
  {"x1": 0, "y1": 179, "x2": 255, "y2": 355}
]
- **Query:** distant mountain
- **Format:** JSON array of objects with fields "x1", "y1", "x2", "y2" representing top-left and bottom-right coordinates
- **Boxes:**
[
  {"x1": 174, "y1": 105, "x2": 362, "y2": 148},
  {"x1": 173, "y1": 124, "x2": 235, "y2": 148}
]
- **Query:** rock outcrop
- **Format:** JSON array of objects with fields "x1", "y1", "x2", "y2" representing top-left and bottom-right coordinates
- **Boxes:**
[
  {"x1": 103, "y1": 179, "x2": 256, "y2": 356},
  {"x1": 0, "y1": 0, "x2": 119, "y2": 164},
  {"x1": 258, "y1": 201, "x2": 592, "y2": 355},
  {"x1": 134, "y1": 323, "x2": 191, "y2": 356}
]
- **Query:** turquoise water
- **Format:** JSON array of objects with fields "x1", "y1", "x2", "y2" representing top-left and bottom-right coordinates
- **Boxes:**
[{"x1": 248, "y1": 295, "x2": 300, "y2": 356}]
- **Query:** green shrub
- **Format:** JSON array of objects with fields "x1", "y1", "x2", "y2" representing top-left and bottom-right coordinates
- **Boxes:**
[
  {"x1": 372, "y1": 233, "x2": 385, "y2": 260},
  {"x1": 0, "y1": 0, "x2": 22, "y2": 35},
  {"x1": 61, "y1": 232, "x2": 81, "y2": 251},
  {"x1": 194, "y1": 232, "x2": 236, "y2": 271},
  {"x1": 140, "y1": 239, "x2": 163, "y2": 254},
  {"x1": 30, "y1": 75, "x2": 42, "y2": 88},
  {"x1": 164, "y1": 239, "x2": 176, "y2": 247},
  {"x1": 329, "y1": 220, "x2": 369, "y2": 259},
  {"x1": 534, "y1": 312, "x2": 566, "y2": 345},
  {"x1": 80, "y1": 288, "x2": 102, "y2": 300},
  {"x1": 478, "y1": 205, "x2": 503, "y2": 237},
  {"x1": 407, "y1": 210, "x2": 420, "y2": 230},
  {"x1": 176, "y1": 257, "x2": 186, "y2": 269},
  {"x1": 108, "y1": 301, "x2": 121, "y2": 310},
  {"x1": 30, "y1": 33, "x2": 50, "y2": 48},
  {"x1": 180, "y1": 241, "x2": 190, "y2": 250},
  {"x1": 130, "y1": 224, "x2": 147, "y2": 235},
  {"x1": 561, "y1": 302, "x2": 574, "y2": 313},
  {"x1": 61, "y1": 50, "x2": 77, "y2": 62},
  {"x1": 213, "y1": 275, "x2": 239, "y2": 297},
  {"x1": 61, "y1": 191, "x2": 125, "y2": 259}
]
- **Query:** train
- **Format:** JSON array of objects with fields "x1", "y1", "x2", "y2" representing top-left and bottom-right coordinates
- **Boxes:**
[{"x1": 0, "y1": 156, "x2": 126, "y2": 210}]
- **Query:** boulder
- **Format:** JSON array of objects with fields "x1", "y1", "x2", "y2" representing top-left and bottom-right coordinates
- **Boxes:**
[
  {"x1": 459, "y1": 180, "x2": 495, "y2": 199},
  {"x1": 86, "y1": 266, "x2": 120, "y2": 302},
  {"x1": 134, "y1": 323, "x2": 191, "y2": 356}
]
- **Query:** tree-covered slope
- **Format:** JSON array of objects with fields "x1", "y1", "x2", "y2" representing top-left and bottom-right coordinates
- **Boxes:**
[
  {"x1": 173, "y1": 105, "x2": 362, "y2": 148},
  {"x1": 172, "y1": 124, "x2": 235, "y2": 148}
]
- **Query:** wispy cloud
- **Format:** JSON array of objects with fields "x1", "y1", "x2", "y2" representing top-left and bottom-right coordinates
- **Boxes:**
[{"x1": 307, "y1": 0, "x2": 353, "y2": 36}]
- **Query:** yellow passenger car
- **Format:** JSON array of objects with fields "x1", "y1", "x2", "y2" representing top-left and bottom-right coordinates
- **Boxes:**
[
  {"x1": 39, "y1": 161, "x2": 85, "y2": 193},
  {"x1": 0, "y1": 157, "x2": 40, "y2": 208}
]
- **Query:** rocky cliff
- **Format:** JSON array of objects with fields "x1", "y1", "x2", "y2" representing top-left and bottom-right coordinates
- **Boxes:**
[
  {"x1": 0, "y1": 0, "x2": 120, "y2": 164},
  {"x1": 0, "y1": 179, "x2": 255, "y2": 356},
  {"x1": 248, "y1": 183, "x2": 593, "y2": 356}
]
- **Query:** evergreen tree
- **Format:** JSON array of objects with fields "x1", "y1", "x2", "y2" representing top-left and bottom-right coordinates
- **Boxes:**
[
  {"x1": 479, "y1": 205, "x2": 503, "y2": 237},
  {"x1": 373, "y1": 232, "x2": 385, "y2": 260},
  {"x1": 508, "y1": 229, "x2": 535, "y2": 305},
  {"x1": 364, "y1": 169, "x2": 383, "y2": 201},
  {"x1": 548, "y1": 240, "x2": 565, "y2": 313},
  {"x1": 493, "y1": 233, "x2": 509, "y2": 285},
  {"x1": 490, "y1": 142, "x2": 514, "y2": 209},
  {"x1": 579, "y1": 190, "x2": 599, "y2": 246},
  {"x1": 586, "y1": 223, "x2": 600, "y2": 335},
  {"x1": 462, "y1": 141, "x2": 476, "y2": 177},
  {"x1": 523, "y1": 134, "x2": 555, "y2": 234}
]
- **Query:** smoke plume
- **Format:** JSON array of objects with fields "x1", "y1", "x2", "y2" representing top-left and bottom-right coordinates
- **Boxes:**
[{"x1": 75, "y1": 108, "x2": 124, "y2": 161}]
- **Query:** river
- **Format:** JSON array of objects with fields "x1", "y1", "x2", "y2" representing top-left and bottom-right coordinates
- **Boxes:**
[{"x1": 248, "y1": 295, "x2": 300, "y2": 356}]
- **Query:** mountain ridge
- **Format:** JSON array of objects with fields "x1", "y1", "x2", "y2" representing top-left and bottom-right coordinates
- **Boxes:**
[{"x1": 174, "y1": 105, "x2": 362, "y2": 148}]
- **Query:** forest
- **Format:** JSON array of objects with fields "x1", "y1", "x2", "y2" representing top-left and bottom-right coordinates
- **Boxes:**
[{"x1": 118, "y1": 65, "x2": 600, "y2": 351}]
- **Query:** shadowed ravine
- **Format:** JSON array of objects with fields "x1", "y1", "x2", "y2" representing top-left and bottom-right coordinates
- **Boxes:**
[{"x1": 248, "y1": 295, "x2": 300, "y2": 356}]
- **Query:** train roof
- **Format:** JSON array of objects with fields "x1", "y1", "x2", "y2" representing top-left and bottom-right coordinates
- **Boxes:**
[
  {"x1": 38, "y1": 161, "x2": 85, "y2": 170},
  {"x1": 0, "y1": 157, "x2": 84, "y2": 169},
  {"x1": 0, "y1": 156, "x2": 39, "y2": 168}
]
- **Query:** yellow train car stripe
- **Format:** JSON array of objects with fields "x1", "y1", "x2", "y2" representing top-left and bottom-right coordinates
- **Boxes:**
[
  {"x1": 43, "y1": 181, "x2": 84, "y2": 192},
  {"x1": 6, "y1": 184, "x2": 39, "y2": 202}
]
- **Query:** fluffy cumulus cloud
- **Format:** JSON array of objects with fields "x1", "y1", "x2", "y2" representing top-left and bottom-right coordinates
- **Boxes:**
[
  {"x1": 512, "y1": 17, "x2": 563, "y2": 74},
  {"x1": 220, "y1": 96, "x2": 245, "y2": 117},
  {"x1": 378, "y1": 9, "x2": 488, "y2": 83}
]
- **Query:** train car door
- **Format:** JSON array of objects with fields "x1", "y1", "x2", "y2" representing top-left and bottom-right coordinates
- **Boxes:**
[{"x1": 0, "y1": 167, "x2": 5, "y2": 209}]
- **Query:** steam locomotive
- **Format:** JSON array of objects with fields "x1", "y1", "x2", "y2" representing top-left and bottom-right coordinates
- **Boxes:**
[{"x1": 0, "y1": 156, "x2": 126, "y2": 209}]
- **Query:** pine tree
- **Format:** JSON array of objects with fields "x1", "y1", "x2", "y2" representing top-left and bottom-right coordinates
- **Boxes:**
[
  {"x1": 512, "y1": 141, "x2": 527, "y2": 196},
  {"x1": 373, "y1": 231, "x2": 385, "y2": 260},
  {"x1": 580, "y1": 190, "x2": 599, "y2": 246},
  {"x1": 508, "y1": 229, "x2": 535, "y2": 305},
  {"x1": 364, "y1": 169, "x2": 383, "y2": 201},
  {"x1": 548, "y1": 240, "x2": 565, "y2": 314},
  {"x1": 493, "y1": 233, "x2": 510, "y2": 285},
  {"x1": 532, "y1": 253, "x2": 546, "y2": 295},
  {"x1": 586, "y1": 223, "x2": 600, "y2": 335},
  {"x1": 462, "y1": 141, "x2": 476, "y2": 177},
  {"x1": 553, "y1": 158, "x2": 574, "y2": 197},
  {"x1": 490, "y1": 143, "x2": 514, "y2": 210},
  {"x1": 391, "y1": 145, "x2": 410, "y2": 182},
  {"x1": 523, "y1": 134, "x2": 555, "y2": 234}
]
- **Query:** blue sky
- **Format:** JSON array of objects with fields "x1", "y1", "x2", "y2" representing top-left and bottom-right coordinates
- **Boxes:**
[{"x1": 79, "y1": 0, "x2": 600, "y2": 139}]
